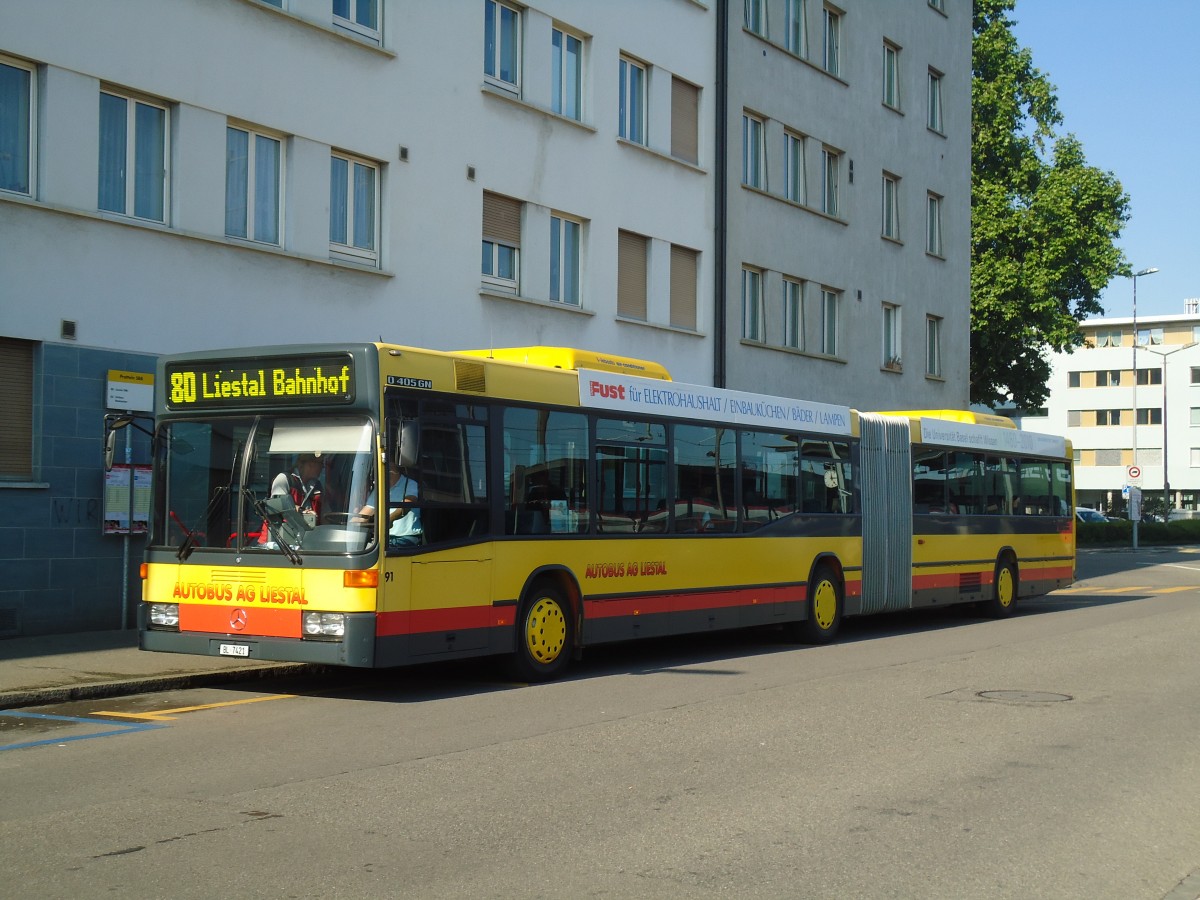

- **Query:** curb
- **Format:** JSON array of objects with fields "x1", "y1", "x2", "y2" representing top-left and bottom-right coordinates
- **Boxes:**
[{"x1": 0, "y1": 663, "x2": 318, "y2": 711}]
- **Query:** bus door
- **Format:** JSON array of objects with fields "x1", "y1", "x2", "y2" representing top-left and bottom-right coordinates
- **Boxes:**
[{"x1": 380, "y1": 400, "x2": 493, "y2": 658}]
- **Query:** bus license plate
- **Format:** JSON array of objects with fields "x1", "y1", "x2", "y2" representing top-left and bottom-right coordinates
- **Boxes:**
[{"x1": 219, "y1": 643, "x2": 250, "y2": 657}]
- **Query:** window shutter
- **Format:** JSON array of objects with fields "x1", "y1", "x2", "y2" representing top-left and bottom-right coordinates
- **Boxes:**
[
  {"x1": 669, "y1": 244, "x2": 697, "y2": 329},
  {"x1": 671, "y1": 78, "x2": 699, "y2": 164},
  {"x1": 617, "y1": 230, "x2": 648, "y2": 320},
  {"x1": 0, "y1": 338, "x2": 34, "y2": 478},
  {"x1": 483, "y1": 191, "x2": 521, "y2": 246}
]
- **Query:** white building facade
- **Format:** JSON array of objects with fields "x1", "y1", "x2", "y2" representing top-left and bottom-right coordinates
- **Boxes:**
[
  {"x1": 723, "y1": 0, "x2": 972, "y2": 406},
  {"x1": 0, "y1": 0, "x2": 971, "y2": 636},
  {"x1": 1018, "y1": 305, "x2": 1200, "y2": 516}
]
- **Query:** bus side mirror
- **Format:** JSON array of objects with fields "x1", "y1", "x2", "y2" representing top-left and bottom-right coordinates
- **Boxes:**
[
  {"x1": 104, "y1": 415, "x2": 131, "y2": 472},
  {"x1": 396, "y1": 419, "x2": 420, "y2": 470}
]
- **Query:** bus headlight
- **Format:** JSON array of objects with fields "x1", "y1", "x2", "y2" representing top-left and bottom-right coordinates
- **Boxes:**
[
  {"x1": 303, "y1": 612, "x2": 345, "y2": 639},
  {"x1": 149, "y1": 603, "x2": 180, "y2": 628}
]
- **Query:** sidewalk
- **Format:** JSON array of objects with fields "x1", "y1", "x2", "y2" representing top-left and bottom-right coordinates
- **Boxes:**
[{"x1": 0, "y1": 629, "x2": 312, "y2": 710}]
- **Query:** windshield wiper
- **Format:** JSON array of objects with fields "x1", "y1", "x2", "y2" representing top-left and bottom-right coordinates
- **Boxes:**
[
  {"x1": 254, "y1": 496, "x2": 304, "y2": 565},
  {"x1": 177, "y1": 485, "x2": 230, "y2": 561}
]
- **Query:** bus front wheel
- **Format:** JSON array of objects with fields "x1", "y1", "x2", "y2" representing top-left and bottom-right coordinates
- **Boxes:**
[
  {"x1": 508, "y1": 584, "x2": 574, "y2": 682},
  {"x1": 797, "y1": 564, "x2": 842, "y2": 644},
  {"x1": 984, "y1": 558, "x2": 1018, "y2": 618}
]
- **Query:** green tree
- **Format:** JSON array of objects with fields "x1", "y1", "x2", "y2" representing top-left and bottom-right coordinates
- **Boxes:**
[{"x1": 971, "y1": 0, "x2": 1130, "y2": 409}]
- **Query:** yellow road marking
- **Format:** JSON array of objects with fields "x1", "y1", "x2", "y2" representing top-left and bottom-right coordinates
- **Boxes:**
[{"x1": 96, "y1": 694, "x2": 296, "y2": 722}]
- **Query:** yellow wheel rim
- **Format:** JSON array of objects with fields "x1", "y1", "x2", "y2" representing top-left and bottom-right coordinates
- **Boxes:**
[
  {"x1": 812, "y1": 579, "x2": 837, "y2": 630},
  {"x1": 525, "y1": 596, "x2": 567, "y2": 664},
  {"x1": 997, "y1": 567, "x2": 1014, "y2": 608}
]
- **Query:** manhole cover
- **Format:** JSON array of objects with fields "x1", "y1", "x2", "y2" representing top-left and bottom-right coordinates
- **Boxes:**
[{"x1": 977, "y1": 690, "x2": 1072, "y2": 703}]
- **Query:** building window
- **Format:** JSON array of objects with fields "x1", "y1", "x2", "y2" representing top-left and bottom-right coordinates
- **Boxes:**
[
  {"x1": 1067, "y1": 410, "x2": 1081, "y2": 427},
  {"x1": 617, "y1": 230, "x2": 648, "y2": 320},
  {"x1": 882, "y1": 303, "x2": 901, "y2": 368},
  {"x1": 821, "y1": 288, "x2": 840, "y2": 356},
  {"x1": 926, "y1": 192, "x2": 943, "y2": 256},
  {"x1": 329, "y1": 152, "x2": 378, "y2": 266},
  {"x1": 1193, "y1": 325, "x2": 1200, "y2": 342},
  {"x1": 484, "y1": 0, "x2": 521, "y2": 92},
  {"x1": 1137, "y1": 408, "x2": 1162, "y2": 426},
  {"x1": 0, "y1": 56, "x2": 34, "y2": 196},
  {"x1": 1096, "y1": 329, "x2": 1122, "y2": 347},
  {"x1": 1136, "y1": 368, "x2": 1162, "y2": 386},
  {"x1": 550, "y1": 214, "x2": 581, "y2": 305},
  {"x1": 1096, "y1": 409, "x2": 1122, "y2": 426},
  {"x1": 1068, "y1": 371, "x2": 1081, "y2": 388},
  {"x1": 1095, "y1": 369, "x2": 1121, "y2": 387},
  {"x1": 926, "y1": 315, "x2": 942, "y2": 377},
  {"x1": 822, "y1": 6, "x2": 840, "y2": 76},
  {"x1": 1192, "y1": 368, "x2": 1200, "y2": 385},
  {"x1": 98, "y1": 90, "x2": 169, "y2": 222},
  {"x1": 552, "y1": 27, "x2": 583, "y2": 121},
  {"x1": 332, "y1": 0, "x2": 380, "y2": 42},
  {"x1": 670, "y1": 244, "x2": 698, "y2": 330},
  {"x1": 784, "y1": 131, "x2": 806, "y2": 203},
  {"x1": 0, "y1": 337, "x2": 33, "y2": 479},
  {"x1": 742, "y1": 267, "x2": 765, "y2": 342},
  {"x1": 821, "y1": 147, "x2": 839, "y2": 216},
  {"x1": 1191, "y1": 448, "x2": 1200, "y2": 467},
  {"x1": 882, "y1": 173, "x2": 900, "y2": 240},
  {"x1": 225, "y1": 126, "x2": 281, "y2": 245},
  {"x1": 671, "y1": 77, "x2": 699, "y2": 165},
  {"x1": 784, "y1": 278, "x2": 804, "y2": 349},
  {"x1": 482, "y1": 191, "x2": 521, "y2": 291},
  {"x1": 929, "y1": 0, "x2": 945, "y2": 10},
  {"x1": 883, "y1": 42, "x2": 900, "y2": 109},
  {"x1": 1096, "y1": 448, "x2": 1121, "y2": 466},
  {"x1": 618, "y1": 57, "x2": 646, "y2": 145},
  {"x1": 927, "y1": 69, "x2": 943, "y2": 132},
  {"x1": 744, "y1": 0, "x2": 766, "y2": 36},
  {"x1": 1136, "y1": 327, "x2": 1163, "y2": 346},
  {"x1": 742, "y1": 113, "x2": 765, "y2": 189},
  {"x1": 785, "y1": 0, "x2": 807, "y2": 55}
]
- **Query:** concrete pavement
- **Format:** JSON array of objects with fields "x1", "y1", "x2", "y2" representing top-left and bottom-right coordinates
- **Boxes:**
[{"x1": 0, "y1": 628, "x2": 312, "y2": 710}]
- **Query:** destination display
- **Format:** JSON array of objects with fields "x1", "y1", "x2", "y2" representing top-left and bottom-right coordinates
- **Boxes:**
[{"x1": 164, "y1": 355, "x2": 355, "y2": 410}]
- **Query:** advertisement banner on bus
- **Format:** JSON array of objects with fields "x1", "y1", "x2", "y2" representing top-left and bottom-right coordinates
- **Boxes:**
[
  {"x1": 919, "y1": 418, "x2": 1067, "y2": 457},
  {"x1": 578, "y1": 369, "x2": 853, "y2": 435}
]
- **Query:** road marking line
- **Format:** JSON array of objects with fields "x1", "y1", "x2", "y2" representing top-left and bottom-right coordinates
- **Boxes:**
[
  {"x1": 96, "y1": 693, "x2": 296, "y2": 722},
  {"x1": 0, "y1": 711, "x2": 165, "y2": 752}
]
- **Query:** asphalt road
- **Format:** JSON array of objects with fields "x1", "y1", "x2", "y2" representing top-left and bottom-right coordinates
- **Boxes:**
[{"x1": 2, "y1": 548, "x2": 1199, "y2": 899}]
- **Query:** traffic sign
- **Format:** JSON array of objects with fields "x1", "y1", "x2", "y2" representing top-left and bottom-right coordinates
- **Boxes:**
[{"x1": 1127, "y1": 465, "x2": 1142, "y2": 485}]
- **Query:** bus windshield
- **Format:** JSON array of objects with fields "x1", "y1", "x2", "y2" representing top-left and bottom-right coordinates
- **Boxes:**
[{"x1": 152, "y1": 416, "x2": 377, "y2": 556}]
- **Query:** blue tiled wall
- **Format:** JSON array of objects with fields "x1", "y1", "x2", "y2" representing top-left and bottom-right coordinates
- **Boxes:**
[{"x1": 0, "y1": 342, "x2": 157, "y2": 636}]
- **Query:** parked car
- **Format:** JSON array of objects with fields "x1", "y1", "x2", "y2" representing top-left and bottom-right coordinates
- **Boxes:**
[{"x1": 1075, "y1": 507, "x2": 1110, "y2": 524}]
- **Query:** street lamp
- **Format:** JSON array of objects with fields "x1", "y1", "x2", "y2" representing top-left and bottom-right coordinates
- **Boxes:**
[
  {"x1": 1129, "y1": 266, "x2": 1158, "y2": 549},
  {"x1": 1142, "y1": 341, "x2": 1198, "y2": 521}
]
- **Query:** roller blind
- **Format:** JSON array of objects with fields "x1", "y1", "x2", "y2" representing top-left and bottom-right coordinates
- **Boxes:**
[
  {"x1": 617, "y1": 230, "x2": 647, "y2": 320},
  {"x1": 670, "y1": 245, "x2": 697, "y2": 329},
  {"x1": 0, "y1": 338, "x2": 34, "y2": 477}
]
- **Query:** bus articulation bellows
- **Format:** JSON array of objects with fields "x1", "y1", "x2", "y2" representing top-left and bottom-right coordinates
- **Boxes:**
[{"x1": 133, "y1": 343, "x2": 1075, "y2": 680}]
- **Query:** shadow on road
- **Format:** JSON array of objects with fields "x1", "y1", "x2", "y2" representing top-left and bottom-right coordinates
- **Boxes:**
[{"x1": 225, "y1": 587, "x2": 1151, "y2": 706}]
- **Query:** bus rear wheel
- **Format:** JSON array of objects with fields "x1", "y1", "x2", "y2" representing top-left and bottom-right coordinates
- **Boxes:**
[
  {"x1": 983, "y1": 557, "x2": 1018, "y2": 618},
  {"x1": 508, "y1": 584, "x2": 573, "y2": 682},
  {"x1": 797, "y1": 564, "x2": 842, "y2": 644}
]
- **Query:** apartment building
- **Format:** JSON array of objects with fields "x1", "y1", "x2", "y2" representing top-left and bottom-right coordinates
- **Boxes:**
[
  {"x1": 723, "y1": 0, "x2": 971, "y2": 406},
  {"x1": 0, "y1": 0, "x2": 971, "y2": 636},
  {"x1": 1019, "y1": 303, "x2": 1200, "y2": 515}
]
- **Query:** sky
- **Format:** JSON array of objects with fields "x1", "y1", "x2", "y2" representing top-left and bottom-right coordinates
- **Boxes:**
[{"x1": 1008, "y1": 0, "x2": 1200, "y2": 321}]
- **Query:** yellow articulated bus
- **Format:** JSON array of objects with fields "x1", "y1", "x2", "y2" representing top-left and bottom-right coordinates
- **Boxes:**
[{"x1": 132, "y1": 343, "x2": 1074, "y2": 680}]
